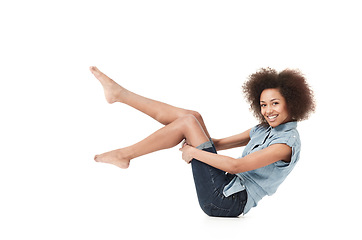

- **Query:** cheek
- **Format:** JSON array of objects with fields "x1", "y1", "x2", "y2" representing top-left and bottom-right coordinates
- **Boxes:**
[{"x1": 279, "y1": 105, "x2": 289, "y2": 116}]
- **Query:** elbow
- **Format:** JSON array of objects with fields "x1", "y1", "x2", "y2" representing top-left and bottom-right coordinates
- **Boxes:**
[
  {"x1": 227, "y1": 168, "x2": 239, "y2": 175},
  {"x1": 226, "y1": 158, "x2": 242, "y2": 175},
  {"x1": 212, "y1": 138, "x2": 220, "y2": 151}
]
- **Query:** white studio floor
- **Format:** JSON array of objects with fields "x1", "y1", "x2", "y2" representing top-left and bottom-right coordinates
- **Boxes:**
[{"x1": 1, "y1": 1, "x2": 361, "y2": 239}]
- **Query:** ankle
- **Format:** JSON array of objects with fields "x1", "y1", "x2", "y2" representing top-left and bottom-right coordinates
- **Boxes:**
[
  {"x1": 117, "y1": 88, "x2": 129, "y2": 103},
  {"x1": 119, "y1": 147, "x2": 135, "y2": 161}
]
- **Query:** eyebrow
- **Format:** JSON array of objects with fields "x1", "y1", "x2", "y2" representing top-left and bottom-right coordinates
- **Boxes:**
[{"x1": 260, "y1": 98, "x2": 280, "y2": 103}]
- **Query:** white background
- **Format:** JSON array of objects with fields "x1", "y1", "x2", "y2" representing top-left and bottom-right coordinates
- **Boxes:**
[{"x1": 1, "y1": 0, "x2": 361, "y2": 239}]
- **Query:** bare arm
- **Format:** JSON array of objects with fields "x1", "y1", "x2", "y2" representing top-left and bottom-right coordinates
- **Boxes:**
[
  {"x1": 180, "y1": 143, "x2": 292, "y2": 174},
  {"x1": 212, "y1": 128, "x2": 252, "y2": 151}
]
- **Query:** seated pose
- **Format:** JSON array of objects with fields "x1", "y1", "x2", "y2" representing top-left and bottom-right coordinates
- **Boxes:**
[{"x1": 90, "y1": 66, "x2": 315, "y2": 217}]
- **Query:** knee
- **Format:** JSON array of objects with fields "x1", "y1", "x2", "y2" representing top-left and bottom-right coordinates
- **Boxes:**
[
  {"x1": 179, "y1": 113, "x2": 200, "y2": 128},
  {"x1": 184, "y1": 110, "x2": 203, "y2": 124},
  {"x1": 175, "y1": 114, "x2": 203, "y2": 138},
  {"x1": 175, "y1": 110, "x2": 204, "y2": 126},
  {"x1": 180, "y1": 110, "x2": 203, "y2": 128}
]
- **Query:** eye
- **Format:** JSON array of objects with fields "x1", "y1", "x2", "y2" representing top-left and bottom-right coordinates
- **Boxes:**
[
  {"x1": 260, "y1": 104, "x2": 266, "y2": 107},
  {"x1": 272, "y1": 102, "x2": 279, "y2": 106}
]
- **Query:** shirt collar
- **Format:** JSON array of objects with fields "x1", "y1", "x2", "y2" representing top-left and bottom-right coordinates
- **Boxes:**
[{"x1": 270, "y1": 121, "x2": 297, "y2": 134}]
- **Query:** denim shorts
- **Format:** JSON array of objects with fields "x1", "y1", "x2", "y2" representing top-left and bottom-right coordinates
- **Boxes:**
[{"x1": 191, "y1": 140, "x2": 247, "y2": 217}]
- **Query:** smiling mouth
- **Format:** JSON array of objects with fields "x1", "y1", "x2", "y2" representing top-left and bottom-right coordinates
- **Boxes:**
[{"x1": 267, "y1": 115, "x2": 278, "y2": 121}]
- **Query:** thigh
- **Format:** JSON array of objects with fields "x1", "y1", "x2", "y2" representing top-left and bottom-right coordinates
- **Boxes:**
[
  {"x1": 191, "y1": 158, "x2": 230, "y2": 203},
  {"x1": 191, "y1": 141, "x2": 247, "y2": 217},
  {"x1": 190, "y1": 142, "x2": 229, "y2": 205}
]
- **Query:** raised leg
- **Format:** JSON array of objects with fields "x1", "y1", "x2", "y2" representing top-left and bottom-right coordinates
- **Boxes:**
[
  {"x1": 89, "y1": 66, "x2": 210, "y2": 137},
  {"x1": 94, "y1": 114, "x2": 210, "y2": 169}
]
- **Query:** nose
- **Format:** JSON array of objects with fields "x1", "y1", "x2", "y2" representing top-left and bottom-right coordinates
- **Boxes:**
[{"x1": 265, "y1": 105, "x2": 273, "y2": 115}]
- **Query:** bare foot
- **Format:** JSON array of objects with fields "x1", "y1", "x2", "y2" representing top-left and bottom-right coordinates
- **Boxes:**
[
  {"x1": 89, "y1": 66, "x2": 127, "y2": 104},
  {"x1": 94, "y1": 149, "x2": 130, "y2": 169}
]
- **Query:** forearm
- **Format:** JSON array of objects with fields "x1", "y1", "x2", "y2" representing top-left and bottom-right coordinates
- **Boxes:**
[
  {"x1": 213, "y1": 138, "x2": 246, "y2": 151},
  {"x1": 190, "y1": 147, "x2": 238, "y2": 173},
  {"x1": 184, "y1": 142, "x2": 292, "y2": 175},
  {"x1": 212, "y1": 129, "x2": 251, "y2": 151}
]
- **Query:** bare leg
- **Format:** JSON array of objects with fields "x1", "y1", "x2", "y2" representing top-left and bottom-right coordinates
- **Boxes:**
[
  {"x1": 89, "y1": 66, "x2": 210, "y2": 137},
  {"x1": 94, "y1": 114, "x2": 209, "y2": 169}
]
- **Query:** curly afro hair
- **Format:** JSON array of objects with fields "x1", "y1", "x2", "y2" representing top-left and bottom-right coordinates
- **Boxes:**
[{"x1": 243, "y1": 68, "x2": 316, "y2": 126}]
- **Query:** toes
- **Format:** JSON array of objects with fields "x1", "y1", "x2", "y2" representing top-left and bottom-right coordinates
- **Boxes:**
[{"x1": 90, "y1": 66, "x2": 99, "y2": 74}]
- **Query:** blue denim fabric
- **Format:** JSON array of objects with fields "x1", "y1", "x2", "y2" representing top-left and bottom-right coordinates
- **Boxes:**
[
  {"x1": 191, "y1": 141, "x2": 247, "y2": 217},
  {"x1": 223, "y1": 121, "x2": 300, "y2": 214}
]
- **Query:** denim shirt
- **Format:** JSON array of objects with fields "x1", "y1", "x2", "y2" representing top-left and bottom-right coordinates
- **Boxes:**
[{"x1": 223, "y1": 121, "x2": 301, "y2": 214}]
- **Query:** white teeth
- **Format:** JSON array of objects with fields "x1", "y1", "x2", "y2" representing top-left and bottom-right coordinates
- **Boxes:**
[{"x1": 268, "y1": 115, "x2": 277, "y2": 119}]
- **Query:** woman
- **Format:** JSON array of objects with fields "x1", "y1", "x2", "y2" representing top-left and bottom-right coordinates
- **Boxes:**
[{"x1": 90, "y1": 66, "x2": 315, "y2": 217}]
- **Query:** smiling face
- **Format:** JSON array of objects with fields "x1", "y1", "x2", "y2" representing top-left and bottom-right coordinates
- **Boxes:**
[{"x1": 260, "y1": 88, "x2": 292, "y2": 127}]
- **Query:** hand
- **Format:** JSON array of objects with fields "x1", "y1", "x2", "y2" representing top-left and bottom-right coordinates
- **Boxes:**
[{"x1": 179, "y1": 141, "x2": 194, "y2": 164}]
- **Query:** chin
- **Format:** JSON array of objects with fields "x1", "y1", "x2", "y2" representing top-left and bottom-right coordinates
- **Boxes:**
[
  {"x1": 268, "y1": 122, "x2": 279, "y2": 128},
  {"x1": 265, "y1": 119, "x2": 282, "y2": 128}
]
